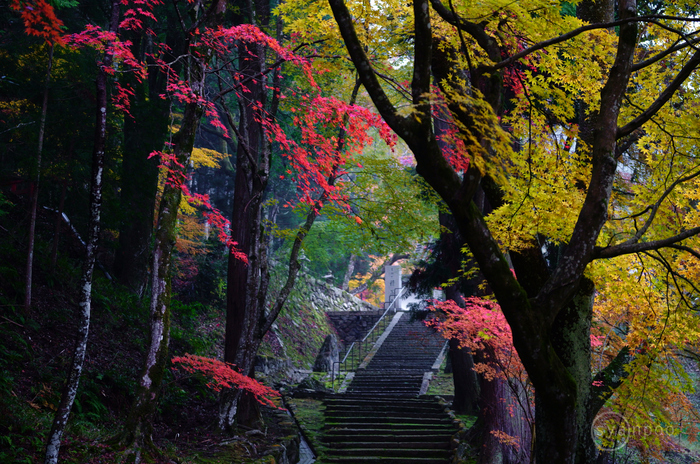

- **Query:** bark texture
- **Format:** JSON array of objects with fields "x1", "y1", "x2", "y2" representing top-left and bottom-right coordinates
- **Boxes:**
[
  {"x1": 326, "y1": 0, "x2": 656, "y2": 460},
  {"x1": 44, "y1": 3, "x2": 118, "y2": 459},
  {"x1": 119, "y1": 2, "x2": 227, "y2": 459}
]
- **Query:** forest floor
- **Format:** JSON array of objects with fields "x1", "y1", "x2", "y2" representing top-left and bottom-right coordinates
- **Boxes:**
[{"x1": 0, "y1": 202, "x2": 302, "y2": 463}]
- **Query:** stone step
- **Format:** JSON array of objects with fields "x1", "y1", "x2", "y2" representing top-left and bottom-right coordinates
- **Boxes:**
[
  {"x1": 349, "y1": 374, "x2": 425, "y2": 380},
  {"x1": 324, "y1": 393, "x2": 445, "y2": 412},
  {"x1": 347, "y1": 381, "x2": 423, "y2": 387},
  {"x1": 345, "y1": 388, "x2": 422, "y2": 395},
  {"x1": 320, "y1": 314, "x2": 454, "y2": 463},
  {"x1": 326, "y1": 411, "x2": 448, "y2": 420},
  {"x1": 323, "y1": 457, "x2": 451, "y2": 464},
  {"x1": 329, "y1": 440, "x2": 450, "y2": 450},
  {"x1": 323, "y1": 431, "x2": 451, "y2": 441},
  {"x1": 323, "y1": 420, "x2": 456, "y2": 434},
  {"x1": 331, "y1": 448, "x2": 451, "y2": 458},
  {"x1": 326, "y1": 411, "x2": 452, "y2": 425},
  {"x1": 325, "y1": 405, "x2": 446, "y2": 415}
]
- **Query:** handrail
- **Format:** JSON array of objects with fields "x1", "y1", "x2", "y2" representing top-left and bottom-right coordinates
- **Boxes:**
[
  {"x1": 331, "y1": 287, "x2": 407, "y2": 390},
  {"x1": 363, "y1": 287, "x2": 405, "y2": 342}
]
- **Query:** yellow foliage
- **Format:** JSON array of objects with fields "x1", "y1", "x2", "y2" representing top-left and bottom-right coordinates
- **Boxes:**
[
  {"x1": 0, "y1": 99, "x2": 37, "y2": 116},
  {"x1": 191, "y1": 147, "x2": 227, "y2": 169},
  {"x1": 175, "y1": 214, "x2": 207, "y2": 256}
]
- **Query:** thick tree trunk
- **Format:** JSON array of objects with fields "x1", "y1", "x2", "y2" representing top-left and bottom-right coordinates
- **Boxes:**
[
  {"x1": 553, "y1": 279, "x2": 597, "y2": 464},
  {"x1": 24, "y1": 43, "x2": 54, "y2": 312},
  {"x1": 43, "y1": 2, "x2": 117, "y2": 457},
  {"x1": 113, "y1": 37, "x2": 168, "y2": 295},
  {"x1": 221, "y1": 27, "x2": 270, "y2": 428},
  {"x1": 448, "y1": 337, "x2": 479, "y2": 415},
  {"x1": 113, "y1": 92, "x2": 164, "y2": 295},
  {"x1": 475, "y1": 369, "x2": 532, "y2": 464}
]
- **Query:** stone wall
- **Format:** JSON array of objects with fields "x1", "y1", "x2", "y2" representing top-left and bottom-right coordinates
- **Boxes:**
[
  {"x1": 257, "y1": 270, "x2": 379, "y2": 376},
  {"x1": 327, "y1": 311, "x2": 384, "y2": 344},
  {"x1": 288, "y1": 273, "x2": 379, "y2": 313}
]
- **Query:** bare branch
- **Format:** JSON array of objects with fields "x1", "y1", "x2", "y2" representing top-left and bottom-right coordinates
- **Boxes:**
[
  {"x1": 642, "y1": 250, "x2": 700, "y2": 309},
  {"x1": 623, "y1": 168, "x2": 700, "y2": 244},
  {"x1": 668, "y1": 244, "x2": 700, "y2": 261},
  {"x1": 618, "y1": 49, "x2": 700, "y2": 138},
  {"x1": 594, "y1": 227, "x2": 700, "y2": 259},
  {"x1": 0, "y1": 121, "x2": 35, "y2": 136},
  {"x1": 631, "y1": 34, "x2": 700, "y2": 72}
]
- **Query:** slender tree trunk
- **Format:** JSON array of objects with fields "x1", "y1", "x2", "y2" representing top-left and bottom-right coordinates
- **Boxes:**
[
  {"x1": 341, "y1": 253, "x2": 356, "y2": 291},
  {"x1": 24, "y1": 43, "x2": 54, "y2": 312},
  {"x1": 120, "y1": 84, "x2": 205, "y2": 464},
  {"x1": 119, "y1": 3, "x2": 226, "y2": 456},
  {"x1": 43, "y1": 1, "x2": 117, "y2": 456}
]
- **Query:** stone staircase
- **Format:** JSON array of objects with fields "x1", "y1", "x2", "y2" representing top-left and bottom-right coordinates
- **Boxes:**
[
  {"x1": 320, "y1": 312, "x2": 456, "y2": 463},
  {"x1": 345, "y1": 312, "x2": 446, "y2": 396}
]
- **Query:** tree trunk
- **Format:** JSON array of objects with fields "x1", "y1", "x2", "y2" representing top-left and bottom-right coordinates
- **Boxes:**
[
  {"x1": 24, "y1": 43, "x2": 54, "y2": 312},
  {"x1": 43, "y1": 2, "x2": 117, "y2": 457},
  {"x1": 475, "y1": 367, "x2": 532, "y2": 464},
  {"x1": 119, "y1": 2, "x2": 226, "y2": 457},
  {"x1": 448, "y1": 337, "x2": 479, "y2": 415},
  {"x1": 113, "y1": 40, "x2": 168, "y2": 295},
  {"x1": 119, "y1": 99, "x2": 203, "y2": 462},
  {"x1": 220, "y1": 24, "x2": 270, "y2": 428},
  {"x1": 341, "y1": 253, "x2": 356, "y2": 291}
]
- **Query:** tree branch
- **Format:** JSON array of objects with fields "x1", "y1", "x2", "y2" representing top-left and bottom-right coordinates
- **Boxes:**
[
  {"x1": 593, "y1": 227, "x2": 700, "y2": 259},
  {"x1": 259, "y1": 78, "x2": 362, "y2": 336},
  {"x1": 668, "y1": 244, "x2": 700, "y2": 261},
  {"x1": 631, "y1": 35, "x2": 700, "y2": 72},
  {"x1": 618, "y1": 49, "x2": 700, "y2": 138},
  {"x1": 428, "y1": 0, "x2": 500, "y2": 62},
  {"x1": 590, "y1": 347, "x2": 631, "y2": 415},
  {"x1": 327, "y1": 0, "x2": 413, "y2": 139},
  {"x1": 623, "y1": 168, "x2": 700, "y2": 244},
  {"x1": 533, "y1": 0, "x2": 639, "y2": 324}
]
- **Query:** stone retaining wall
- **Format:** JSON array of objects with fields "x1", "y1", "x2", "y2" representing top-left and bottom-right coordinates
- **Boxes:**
[
  {"x1": 288, "y1": 273, "x2": 379, "y2": 313},
  {"x1": 327, "y1": 311, "x2": 384, "y2": 343}
]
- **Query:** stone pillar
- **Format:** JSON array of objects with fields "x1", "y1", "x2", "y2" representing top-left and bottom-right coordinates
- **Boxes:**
[{"x1": 384, "y1": 264, "x2": 402, "y2": 309}]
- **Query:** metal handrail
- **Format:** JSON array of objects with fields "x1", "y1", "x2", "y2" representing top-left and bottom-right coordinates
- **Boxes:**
[{"x1": 331, "y1": 287, "x2": 407, "y2": 390}]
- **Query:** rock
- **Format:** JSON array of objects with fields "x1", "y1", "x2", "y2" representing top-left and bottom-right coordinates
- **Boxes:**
[
  {"x1": 312, "y1": 334, "x2": 339, "y2": 372},
  {"x1": 255, "y1": 355, "x2": 291, "y2": 376},
  {"x1": 295, "y1": 375, "x2": 331, "y2": 393}
]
